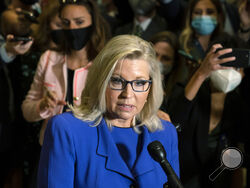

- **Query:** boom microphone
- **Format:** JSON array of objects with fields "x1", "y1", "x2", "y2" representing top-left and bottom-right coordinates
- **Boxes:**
[{"x1": 147, "y1": 140, "x2": 183, "y2": 188}]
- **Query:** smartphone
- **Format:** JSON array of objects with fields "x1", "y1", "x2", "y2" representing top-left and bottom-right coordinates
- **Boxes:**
[
  {"x1": 178, "y1": 50, "x2": 199, "y2": 63},
  {"x1": 217, "y1": 48, "x2": 250, "y2": 68},
  {"x1": 10, "y1": 36, "x2": 32, "y2": 43}
]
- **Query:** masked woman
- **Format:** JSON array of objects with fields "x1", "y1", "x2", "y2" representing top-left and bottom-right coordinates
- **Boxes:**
[
  {"x1": 22, "y1": 0, "x2": 110, "y2": 145},
  {"x1": 168, "y1": 33, "x2": 249, "y2": 188},
  {"x1": 37, "y1": 34, "x2": 179, "y2": 188},
  {"x1": 178, "y1": 0, "x2": 225, "y2": 83}
]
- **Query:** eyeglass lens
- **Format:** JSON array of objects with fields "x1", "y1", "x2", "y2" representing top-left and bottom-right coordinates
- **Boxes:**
[{"x1": 109, "y1": 77, "x2": 151, "y2": 92}]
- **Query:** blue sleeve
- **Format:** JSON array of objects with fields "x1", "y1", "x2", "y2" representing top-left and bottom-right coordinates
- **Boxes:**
[
  {"x1": 169, "y1": 123, "x2": 180, "y2": 178},
  {"x1": 37, "y1": 115, "x2": 76, "y2": 188},
  {"x1": 161, "y1": 120, "x2": 180, "y2": 178}
]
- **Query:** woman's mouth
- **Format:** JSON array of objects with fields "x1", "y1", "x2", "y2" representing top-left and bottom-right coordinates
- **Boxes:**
[{"x1": 118, "y1": 104, "x2": 135, "y2": 111}]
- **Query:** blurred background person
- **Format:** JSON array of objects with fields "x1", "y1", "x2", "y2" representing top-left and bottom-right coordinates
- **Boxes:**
[
  {"x1": 17, "y1": 1, "x2": 64, "y2": 187},
  {"x1": 37, "y1": 34, "x2": 179, "y2": 188},
  {"x1": 0, "y1": 8, "x2": 34, "y2": 64},
  {"x1": 6, "y1": 0, "x2": 41, "y2": 14},
  {"x1": 156, "y1": 0, "x2": 187, "y2": 33},
  {"x1": 0, "y1": 0, "x2": 65, "y2": 187},
  {"x1": 238, "y1": 0, "x2": 250, "y2": 44},
  {"x1": 149, "y1": 31, "x2": 180, "y2": 107},
  {"x1": 0, "y1": 7, "x2": 34, "y2": 188},
  {"x1": 237, "y1": 0, "x2": 250, "y2": 186},
  {"x1": 178, "y1": 0, "x2": 226, "y2": 84},
  {"x1": 95, "y1": 0, "x2": 121, "y2": 35},
  {"x1": 115, "y1": 0, "x2": 167, "y2": 41}
]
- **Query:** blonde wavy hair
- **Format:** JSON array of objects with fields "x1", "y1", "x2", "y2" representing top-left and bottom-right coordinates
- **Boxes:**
[{"x1": 72, "y1": 35, "x2": 164, "y2": 132}]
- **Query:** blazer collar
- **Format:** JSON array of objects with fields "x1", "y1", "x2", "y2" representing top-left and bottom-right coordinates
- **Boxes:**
[{"x1": 97, "y1": 118, "x2": 155, "y2": 180}]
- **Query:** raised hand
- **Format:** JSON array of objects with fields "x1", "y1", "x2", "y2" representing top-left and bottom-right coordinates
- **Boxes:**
[
  {"x1": 197, "y1": 44, "x2": 235, "y2": 78},
  {"x1": 5, "y1": 34, "x2": 33, "y2": 56},
  {"x1": 40, "y1": 87, "x2": 66, "y2": 113}
]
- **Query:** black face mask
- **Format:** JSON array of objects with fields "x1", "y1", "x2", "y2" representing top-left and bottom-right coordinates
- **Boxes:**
[
  {"x1": 51, "y1": 29, "x2": 64, "y2": 46},
  {"x1": 63, "y1": 25, "x2": 93, "y2": 51},
  {"x1": 19, "y1": 0, "x2": 39, "y2": 5}
]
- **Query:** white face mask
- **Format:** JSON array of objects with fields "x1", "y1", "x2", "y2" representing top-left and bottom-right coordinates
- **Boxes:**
[{"x1": 210, "y1": 69, "x2": 242, "y2": 93}]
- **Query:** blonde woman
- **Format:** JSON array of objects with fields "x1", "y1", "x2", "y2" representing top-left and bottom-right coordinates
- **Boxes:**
[{"x1": 37, "y1": 35, "x2": 179, "y2": 188}]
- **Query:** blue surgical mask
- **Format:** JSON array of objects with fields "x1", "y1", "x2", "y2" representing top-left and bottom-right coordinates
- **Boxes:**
[{"x1": 191, "y1": 16, "x2": 218, "y2": 35}]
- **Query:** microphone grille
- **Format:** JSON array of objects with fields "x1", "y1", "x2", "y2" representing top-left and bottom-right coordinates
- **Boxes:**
[{"x1": 147, "y1": 140, "x2": 166, "y2": 163}]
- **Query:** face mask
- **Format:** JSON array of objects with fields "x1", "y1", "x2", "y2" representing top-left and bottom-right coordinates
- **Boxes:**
[
  {"x1": 63, "y1": 25, "x2": 93, "y2": 51},
  {"x1": 51, "y1": 29, "x2": 64, "y2": 46},
  {"x1": 20, "y1": 0, "x2": 39, "y2": 5},
  {"x1": 158, "y1": 61, "x2": 173, "y2": 75},
  {"x1": 210, "y1": 69, "x2": 242, "y2": 93},
  {"x1": 191, "y1": 16, "x2": 217, "y2": 35}
]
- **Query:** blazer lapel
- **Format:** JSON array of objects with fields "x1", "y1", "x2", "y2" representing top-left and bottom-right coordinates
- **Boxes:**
[
  {"x1": 96, "y1": 119, "x2": 134, "y2": 180},
  {"x1": 51, "y1": 55, "x2": 67, "y2": 100},
  {"x1": 132, "y1": 126, "x2": 155, "y2": 177}
]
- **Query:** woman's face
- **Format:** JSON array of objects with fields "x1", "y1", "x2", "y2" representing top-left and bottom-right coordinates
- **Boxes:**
[
  {"x1": 192, "y1": 0, "x2": 218, "y2": 19},
  {"x1": 50, "y1": 14, "x2": 62, "y2": 30},
  {"x1": 105, "y1": 58, "x2": 150, "y2": 127},
  {"x1": 154, "y1": 41, "x2": 175, "y2": 72},
  {"x1": 60, "y1": 4, "x2": 92, "y2": 29}
]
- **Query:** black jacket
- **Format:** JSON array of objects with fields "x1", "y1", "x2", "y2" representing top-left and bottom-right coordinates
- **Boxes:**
[{"x1": 168, "y1": 81, "x2": 249, "y2": 184}]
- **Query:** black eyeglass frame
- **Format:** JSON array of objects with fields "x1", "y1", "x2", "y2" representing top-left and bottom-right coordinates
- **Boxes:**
[{"x1": 109, "y1": 77, "x2": 152, "y2": 92}]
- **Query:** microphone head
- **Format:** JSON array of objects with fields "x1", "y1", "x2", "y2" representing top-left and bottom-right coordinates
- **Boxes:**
[{"x1": 147, "y1": 140, "x2": 166, "y2": 163}]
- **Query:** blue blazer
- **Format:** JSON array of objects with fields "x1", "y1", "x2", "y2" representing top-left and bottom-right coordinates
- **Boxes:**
[{"x1": 38, "y1": 112, "x2": 179, "y2": 188}]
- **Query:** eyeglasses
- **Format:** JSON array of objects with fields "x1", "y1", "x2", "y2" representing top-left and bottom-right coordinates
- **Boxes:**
[{"x1": 109, "y1": 77, "x2": 152, "y2": 92}]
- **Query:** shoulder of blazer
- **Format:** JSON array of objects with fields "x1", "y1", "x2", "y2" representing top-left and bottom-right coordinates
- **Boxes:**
[{"x1": 40, "y1": 50, "x2": 65, "y2": 68}]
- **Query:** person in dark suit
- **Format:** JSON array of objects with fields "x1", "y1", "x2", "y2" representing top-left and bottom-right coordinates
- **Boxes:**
[
  {"x1": 37, "y1": 34, "x2": 180, "y2": 188},
  {"x1": 114, "y1": 0, "x2": 167, "y2": 41}
]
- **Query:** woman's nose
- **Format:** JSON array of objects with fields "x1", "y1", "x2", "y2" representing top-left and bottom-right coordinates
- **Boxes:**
[
  {"x1": 121, "y1": 83, "x2": 134, "y2": 98},
  {"x1": 68, "y1": 22, "x2": 77, "y2": 29}
]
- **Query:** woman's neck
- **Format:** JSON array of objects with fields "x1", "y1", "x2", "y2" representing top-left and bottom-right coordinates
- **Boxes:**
[
  {"x1": 67, "y1": 48, "x2": 89, "y2": 70},
  {"x1": 197, "y1": 34, "x2": 211, "y2": 51},
  {"x1": 106, "y1": 115, "x2": 135, "y2": 128}
]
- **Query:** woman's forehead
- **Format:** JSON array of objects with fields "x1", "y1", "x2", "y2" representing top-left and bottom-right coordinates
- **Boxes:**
[{"x1": 113, "y1": 58, "x2": 150, "y2": 78}]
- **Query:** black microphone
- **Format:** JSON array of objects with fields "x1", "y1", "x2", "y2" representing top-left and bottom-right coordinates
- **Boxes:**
[{"x1": 147, "y1": 140, "x2": 183, "y2": 188}]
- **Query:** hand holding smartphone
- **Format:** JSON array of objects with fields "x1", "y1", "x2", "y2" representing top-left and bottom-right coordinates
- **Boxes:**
[{"x1": 216, "y1": 48, "x2": 250, "y2": 68}]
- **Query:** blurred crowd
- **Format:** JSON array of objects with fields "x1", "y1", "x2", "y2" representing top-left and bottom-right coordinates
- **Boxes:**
[{"x1": 0, "y1": 0, "x2": 250, "y2": 187}]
